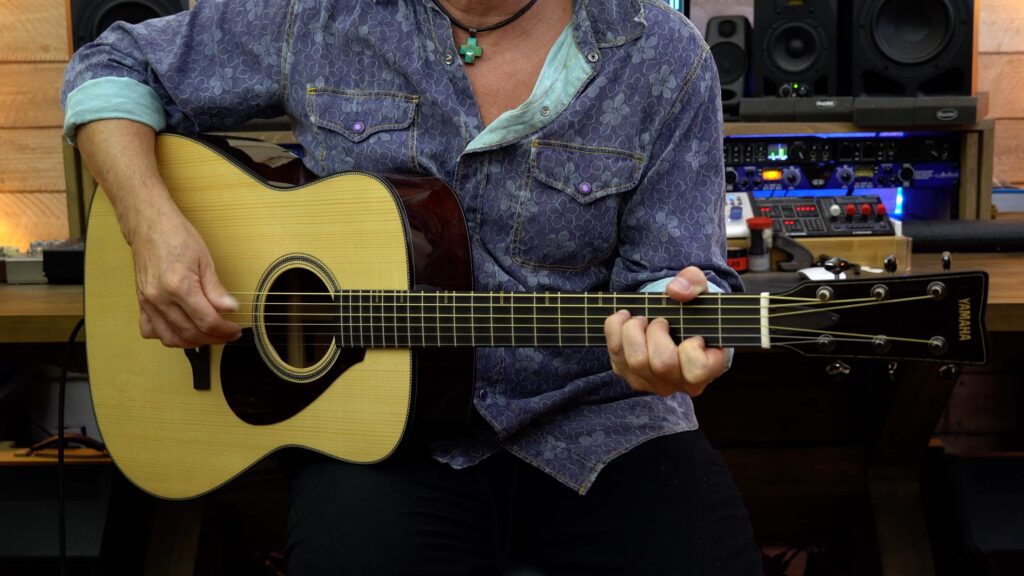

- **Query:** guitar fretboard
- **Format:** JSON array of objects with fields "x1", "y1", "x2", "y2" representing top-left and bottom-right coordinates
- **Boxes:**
[{"x1": 262, "y1": 291, "x2": 771, "y2": 349}]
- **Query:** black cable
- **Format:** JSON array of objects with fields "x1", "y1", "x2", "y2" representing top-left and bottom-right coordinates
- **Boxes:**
[{"x1": 59, "y1": 317, "x2": 85, "y2": 576}]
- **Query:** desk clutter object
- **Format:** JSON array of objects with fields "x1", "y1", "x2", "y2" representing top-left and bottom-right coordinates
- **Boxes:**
[{"x1": 0, "y1": 240, "x2": 84, "y2": 285}]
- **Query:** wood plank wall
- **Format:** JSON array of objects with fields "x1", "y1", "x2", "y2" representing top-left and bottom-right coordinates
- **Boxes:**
[
  {"x1": 0, "y1": 0, "x2": 68, "y2": 251},
  {"x1": 0, "y1": 0, "x2": 1019, "y2": 251},
  {"x1": 979, "y1": 0, "x2": 1024, "y2": 189}
]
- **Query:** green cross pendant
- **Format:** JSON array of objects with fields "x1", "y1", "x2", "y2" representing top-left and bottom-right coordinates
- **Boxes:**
[{"x1": 459, "y1": 36, "x2": 483, "y2": 64}]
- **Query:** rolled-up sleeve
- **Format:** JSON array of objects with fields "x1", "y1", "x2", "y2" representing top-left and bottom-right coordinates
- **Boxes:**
[{"x1": 61, "y1": 0, "x2": 293, "y2": 142}]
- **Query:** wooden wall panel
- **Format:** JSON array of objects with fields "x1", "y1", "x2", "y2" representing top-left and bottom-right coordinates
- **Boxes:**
[
  {"x1": 978, "y1": 0, "x2": 1024, "y2": 188},
  {"x1": 0, "y1": 192, "x2": 69, "y2": 250},
  {"x1": 0, "y1": 63, "x2": 67, "y2": 128},
  {"x1": 979, "y1": 0, "x2": 1024, "y2": 54},
  {"x1": 993, "y1": 119, "x2": 1024, "y2": 185},
  {"x1": 0, "y1": 0, "x2": 68, "y2": 62},
  {"x1": 0, "y1": 129, "x2": 66, "y2": 194}
]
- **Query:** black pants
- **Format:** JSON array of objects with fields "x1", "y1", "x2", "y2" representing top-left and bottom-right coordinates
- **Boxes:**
[{"x1": 284, "y1": 430, "x2": 761, "y2": 575}]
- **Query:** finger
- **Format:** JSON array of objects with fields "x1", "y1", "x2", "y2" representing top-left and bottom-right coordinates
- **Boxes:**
[
  {"x1": 667, "y1": 266, "x2": 710, "y2": 303},
  {"x1": 677, "y1": 336, "x2": 728, "y2": 396},
  {"x1": 140, "y1": 301, "x2": 196, "y2": 348},
  {"x1": 173, "y1": 272, "x2": 241, "y2": 342},
  {"x1": 139, "y1": 307, "x2": 155, "y2": 339},
  {"x1": 646, "y1": 318, "x2": 683, "y2": 395},
  {"x1": 604, "y1": 310, "x2": 631, "y2": 376},
  {"x1": 621, "y1": 315, "x2": 653, "y2": 378},
  {"x1": 199, "y1": 258, "x2": 239, "y2": 313},
  {"x1": 157, "y1": 299, "x2": 225, "y2": 346}
]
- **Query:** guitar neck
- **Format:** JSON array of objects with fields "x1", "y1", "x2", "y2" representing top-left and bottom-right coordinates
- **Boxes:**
[{"x1": 275, "y1": 291, "x2": 770, "y2": 349}]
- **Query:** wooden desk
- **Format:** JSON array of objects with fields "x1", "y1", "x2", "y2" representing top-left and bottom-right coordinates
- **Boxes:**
[{"x1": 0, "y1": 284, "x2": 83, "y2": 343}]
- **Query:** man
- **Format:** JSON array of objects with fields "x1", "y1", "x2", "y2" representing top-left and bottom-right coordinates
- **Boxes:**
[{"x1": 62, "y1": 0, "x2": 760, "y2": 573}]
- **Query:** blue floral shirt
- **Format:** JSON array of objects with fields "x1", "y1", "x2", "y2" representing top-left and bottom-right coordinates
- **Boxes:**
[{"x1": 61, "y1": 0, "x2": 741, "y2": 494}]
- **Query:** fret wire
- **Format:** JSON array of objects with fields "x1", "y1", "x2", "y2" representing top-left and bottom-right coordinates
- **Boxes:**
[
  {"x1": 718, "y1": 295, "x2": 723, "y2": 348},
  {"x1": 511, "y1": 293, "x2": 516, "y2": 348},
  {"x1": 557, "y1": 293, "x2": 562, "y2": 348}
]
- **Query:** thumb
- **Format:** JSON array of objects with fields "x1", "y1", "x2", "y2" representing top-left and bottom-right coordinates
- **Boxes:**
[{"x1": 199, "y1": 258, "x2": 237, "y2": 313}]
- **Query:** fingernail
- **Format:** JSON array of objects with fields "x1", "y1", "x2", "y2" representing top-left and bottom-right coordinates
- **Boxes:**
[
  {"x1": 222, "y1": 294, "x2": 239, "y2": 310},
  {"x1": 670, "y1": 278, "x2": 691, "y2": 293}
]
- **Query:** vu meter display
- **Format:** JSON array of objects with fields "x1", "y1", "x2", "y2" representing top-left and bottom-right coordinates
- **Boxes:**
[{"x1": 767, "y1": 143, "x2": 788, "y2": 162}]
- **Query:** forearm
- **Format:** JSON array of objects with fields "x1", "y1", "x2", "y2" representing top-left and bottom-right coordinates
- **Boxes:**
[{"x1": 77, "y1": 119, "x2": 181, "y2": 245}]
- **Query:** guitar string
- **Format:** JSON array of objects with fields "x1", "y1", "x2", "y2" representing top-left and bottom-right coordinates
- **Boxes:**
[
  {"x1": 225, "y1": 290, "x2": 824, "y2": 302},
  {"x1": 239, "y1": 323, "x2": 937, "y2": 345},
  {"x1": 232, "y1": 334, "x2": 896, "y2": 349},
  {"x1": 216, "y1": 294, "x2": 932, "y2": 321}
]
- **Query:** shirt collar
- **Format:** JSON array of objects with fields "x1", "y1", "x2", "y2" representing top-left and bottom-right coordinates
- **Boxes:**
[{"x1": 577, "y1": 0, "x2": 646, "y2": 49}]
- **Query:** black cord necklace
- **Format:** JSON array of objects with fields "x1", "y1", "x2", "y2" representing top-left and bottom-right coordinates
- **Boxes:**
[{"x1": 431, "y1": 0, "x2": 540, "y2": 64}]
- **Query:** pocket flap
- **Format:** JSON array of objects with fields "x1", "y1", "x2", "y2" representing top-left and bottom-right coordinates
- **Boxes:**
[
  {"x1": 530, "y1": 141, "x2": 643, "y2": 204},
  {"x1": 308, "y1": 88, "x2": 417, "y2": 142}
]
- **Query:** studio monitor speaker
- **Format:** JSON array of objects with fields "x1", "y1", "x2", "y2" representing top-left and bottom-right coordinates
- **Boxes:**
[
  {"x1": 851, "y1": 0, "x2": 977, "y2": 96},
  {"x1": 66, "y1": 0, "x2": 190, "y2": 55},
  {"x1": 753, "y1": 0, "x2": 839, "y2": 98},
  {"x1": 706, "y1": 16, "x2": 751, "y2": 115}
]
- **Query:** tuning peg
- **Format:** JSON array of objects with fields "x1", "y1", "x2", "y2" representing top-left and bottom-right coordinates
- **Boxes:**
[
  {"x1": 826, "y1": 360, "x2": 851, "y2": 377},
  {"x1": 884, "y1": 254, "x2": 898, "y2": 274},
  {"x1": 823, "y1": 257, "x2": 851, "y2": 280},
  {"x1": 888, "y1": 361, "x2": 899, "y2": 382},
  {"x1": 942, "y1": 251, "x2": 952, "y2": 271},
  {"x1": 939, "y1": 364, "x2": 959, "y2": 381}
]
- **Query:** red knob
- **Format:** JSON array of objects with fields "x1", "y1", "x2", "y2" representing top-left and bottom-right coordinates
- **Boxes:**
[
  {"x1": 845, "y1": 204, "x2": 857, "y2": 219},
  {"x1": 876, "y1": 203, "x2": 888, "y2": 218},
  {"x1": 860, "y1": 203, "x2": 873, "y2": 218}
]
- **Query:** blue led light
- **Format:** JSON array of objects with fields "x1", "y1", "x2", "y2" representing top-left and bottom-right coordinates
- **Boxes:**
[{"x1": 895, "y1": 186, "x2": 904, "y2": 216}]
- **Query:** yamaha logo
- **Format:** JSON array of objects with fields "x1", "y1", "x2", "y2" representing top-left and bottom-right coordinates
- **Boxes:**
[
  {"x1": 815, "y1": 100, "x2": 837, "y2": 110},
  {"x1": 936, "y1": 108, "x2": 960, "y2": 122},
  {"x1": 959, "y1": 298, "x2": 972, "y2": 341}
]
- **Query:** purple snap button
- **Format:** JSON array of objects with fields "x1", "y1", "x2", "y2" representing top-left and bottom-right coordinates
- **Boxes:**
[
  {"x1": 578, "y1": 182, "x2": 593, "y2": 195},
  {"x1": 352, "y1": 121, "x2": 365, "y2": 134}
]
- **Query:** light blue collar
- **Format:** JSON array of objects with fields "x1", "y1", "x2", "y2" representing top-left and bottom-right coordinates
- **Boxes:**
[{"x1": 464, "y1": 23, "x2": 591, "y2": 152}]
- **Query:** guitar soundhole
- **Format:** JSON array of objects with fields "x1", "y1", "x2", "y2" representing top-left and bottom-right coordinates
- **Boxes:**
[{"x1": 264, "y1": 267, "x2": 338, "y2": 370}]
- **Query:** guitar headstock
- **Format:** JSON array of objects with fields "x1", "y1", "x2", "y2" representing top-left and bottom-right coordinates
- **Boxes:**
[{"x1": 768, "y1": 271, "x2": 988, "y2": 364}]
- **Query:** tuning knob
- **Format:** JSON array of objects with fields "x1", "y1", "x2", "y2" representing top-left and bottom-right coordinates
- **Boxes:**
[
  {"x1": 824, "y1": 257, "x2": 851, "y2": 279},
  {"x1": 884, "y1": 254, "x2": 898, "y2": 274},
  {"x1": 942, "y1": 251, "x2": 952, "y2": 271}
]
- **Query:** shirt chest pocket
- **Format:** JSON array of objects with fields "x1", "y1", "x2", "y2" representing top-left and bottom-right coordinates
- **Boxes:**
[
  {"x1": 306, "y1": 88, "x2": 419, "y2": 175},
  {"x1": 511, "y1": 141, "x2": 643, "y2": 271}
]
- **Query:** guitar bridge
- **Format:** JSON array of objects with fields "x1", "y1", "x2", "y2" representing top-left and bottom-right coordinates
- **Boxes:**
[{"x1": 185, "y1": 346, "x2": 211, "y2": 390}]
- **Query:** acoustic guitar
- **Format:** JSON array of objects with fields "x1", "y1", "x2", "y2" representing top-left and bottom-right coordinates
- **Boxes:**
[{"x1": 85, "y1": 134, "x2": 988, "y2": 499}]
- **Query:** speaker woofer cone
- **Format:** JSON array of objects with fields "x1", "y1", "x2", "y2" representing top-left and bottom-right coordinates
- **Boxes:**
[
  {"x1": 711, "y1": 44, "x2": 746, "y2": 85},
  {"x1": 71, "y1": 0, "x2": 188, "y2": 52},
  {"x1": 767, "y1": 22, "x2": 821, "y2": 74},
  {"x1": 871, "y1": 0, "x2": 955, "y2": 65},
  {"x1": 93, "y1": 2, "x2": 162, "y2": 39}
]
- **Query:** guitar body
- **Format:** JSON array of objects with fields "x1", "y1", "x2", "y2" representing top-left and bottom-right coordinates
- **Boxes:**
[
  {"x1": 85, "y1": 134, "x2": 473, "y2": 499},
  {"x1": 86, "y1": 134, "x2": 990, "y2": 500}
]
